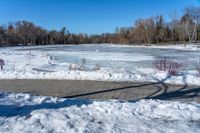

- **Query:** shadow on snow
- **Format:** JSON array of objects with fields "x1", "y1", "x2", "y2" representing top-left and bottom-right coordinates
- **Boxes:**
[{"x1": 0, "y1": 99, "x2": 92, "y2": 117}]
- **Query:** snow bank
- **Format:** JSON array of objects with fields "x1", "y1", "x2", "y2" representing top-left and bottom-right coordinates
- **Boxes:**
[{"x1": 0, "y1": 92, "x2": 200, "y2": 133}]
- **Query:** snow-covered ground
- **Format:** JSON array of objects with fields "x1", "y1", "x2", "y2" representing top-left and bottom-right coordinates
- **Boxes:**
[
  {"x1": 0, "y1": 44, "x2": 200, "y2": 85},
  {"x1": 0, "y1": 92, "x2": 200, "y2": 133}
]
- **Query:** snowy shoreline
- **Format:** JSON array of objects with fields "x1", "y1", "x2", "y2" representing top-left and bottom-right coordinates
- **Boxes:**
[{"x1": 1, "y1": 43, "x2": 199, "y2": 49}]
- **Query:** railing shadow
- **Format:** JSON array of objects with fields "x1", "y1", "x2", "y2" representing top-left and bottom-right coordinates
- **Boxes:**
[
  {"x1": 62, "y1": 75, "x2": 171, "y2": 99},
  {"x1": 63, "y1": 74, "x2": 200, "y2": 102},
  {"x1": 146, "y1": 74, "x2": 200, "y2": 101},
  {"x1": 62, "y1": 82, "x2": 159, "y2": 98}
]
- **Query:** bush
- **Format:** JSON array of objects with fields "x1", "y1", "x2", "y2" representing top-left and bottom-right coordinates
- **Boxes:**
[
  {"x1": 93, "y1": 64, "x2": 101, "y2": 71},
  {"x1": 153, "y1": 56, "x2": 183, "y2": 76},
  {"x1": 69, "y1": 63, "x2": 84, "y2": 70},
  {"x1": 68, "y1": 58, "x2": 86, "y2": 71},
  {"x1": 81, "y1": 58, "x2": 86, "y2": 66},
  {"x1": 68, "y1": 58, "x2": 101, "y2": 71}
]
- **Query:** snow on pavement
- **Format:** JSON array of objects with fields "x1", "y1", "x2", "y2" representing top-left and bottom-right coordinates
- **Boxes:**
[{"x1": 0, "y1": 92, "x2": 200, "y2": 133}]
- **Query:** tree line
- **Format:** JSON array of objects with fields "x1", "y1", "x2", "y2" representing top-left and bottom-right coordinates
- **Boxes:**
[{"x1": 0, "y1": 6, "x2": 200, "y2": 46}]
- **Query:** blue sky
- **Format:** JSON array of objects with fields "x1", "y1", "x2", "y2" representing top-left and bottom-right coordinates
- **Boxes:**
[{"x1": 0, "y1": 0, "x2": 200, "y2": 34}]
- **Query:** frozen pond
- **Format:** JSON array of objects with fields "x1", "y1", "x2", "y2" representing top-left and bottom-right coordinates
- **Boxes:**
[
  {"x1": 17, "y1": 44, "x2": 200, "y2": 71},
  {"x1": 0, "y1": 44, "x2": 200, "y2": 85}
]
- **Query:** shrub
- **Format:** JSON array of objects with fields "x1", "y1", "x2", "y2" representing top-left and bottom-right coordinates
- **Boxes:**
[
  {"x1": 81, "y1": 58, "x2": 86, "y2": 66},
  {"x1": 68, "y1": 58, "x2": 101, "y2": 71},
  {"x1": 93, "y1": 64, "x2": 101, "y2": 71},
  {"x1": 153, "y1": 56, "x2": 183, "y2": 76},
  {"x1": 69, "y1": 63, "x2": 83, "y2": 70},
  {"x1": 68, "y1": 58, "x2": 86, "y2": 71}
]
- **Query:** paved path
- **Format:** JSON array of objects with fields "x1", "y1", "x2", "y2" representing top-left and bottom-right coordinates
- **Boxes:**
[{"x1": 0, "y1": 79, "x2": 199, "y2": 102}]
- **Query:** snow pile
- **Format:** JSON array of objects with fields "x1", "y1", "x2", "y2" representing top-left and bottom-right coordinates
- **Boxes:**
[{"x1": 0, "y1": 92, "x2": 200, "y2": 133}]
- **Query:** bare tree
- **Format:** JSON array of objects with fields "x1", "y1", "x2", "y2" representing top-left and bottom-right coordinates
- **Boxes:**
[
  {"x1": 170, "y1": 11, "x2": 179, "y2": 42},
  {"x1": 183, "y1": 6, "x2": 200, "y2": 42}
]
